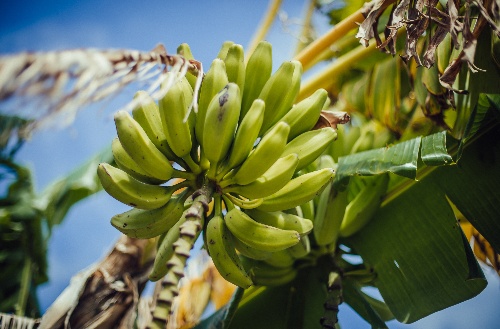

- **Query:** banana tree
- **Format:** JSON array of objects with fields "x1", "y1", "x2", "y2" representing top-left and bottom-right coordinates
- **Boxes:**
[{"x1": 1, "y1": 0, "x2": 499, "y2": 328}]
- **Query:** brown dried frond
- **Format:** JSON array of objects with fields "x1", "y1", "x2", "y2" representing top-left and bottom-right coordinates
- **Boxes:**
[
  {"x1": 356, "y1": 0, "x2": 500, "y2": 94},
  {"x1": 0, "y1": 45, "x2": 203, "y2": 133}
]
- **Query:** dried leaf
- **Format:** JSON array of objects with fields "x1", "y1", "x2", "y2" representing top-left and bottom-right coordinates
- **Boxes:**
[
  {"x1": 356, "y1": 0, "x2": 389, "y2": 47},
  {"x1": 314, "y1": 110, "x2": 351, "y2": 130},
  {"x1": 0, "y1": 46, "x2": 203, "y2": 132}
]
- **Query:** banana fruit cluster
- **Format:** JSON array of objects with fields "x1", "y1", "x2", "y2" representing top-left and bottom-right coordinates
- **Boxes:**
[{"x1": 97, "y1": 41, "x2": 337, "y2": 290}]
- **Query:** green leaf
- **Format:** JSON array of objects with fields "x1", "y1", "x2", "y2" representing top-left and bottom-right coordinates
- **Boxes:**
[
  {"x1": 334, "y1": 136, "x2": 421, "y2": 189},
  {"x1": 35, "y1": 146, "x2": 113, "y2": 228},
  {"x1": 347, "y1": 176, "x2": 486, "y2": 323},
  {"x1": 432, "y1": 125, "x2": 500, "y2": 253},
  {"x1": 227, "y1": 264, "x2": 329, "y2": 329},
  {"x1": 421, "y1": 131, "x2": 453, "y2": 165},
  {"x1": 343, "y1": 279, "x2": 388, "y2": 328}
]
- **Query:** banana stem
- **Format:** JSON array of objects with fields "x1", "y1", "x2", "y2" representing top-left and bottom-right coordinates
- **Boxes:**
[
  {"x1": 182, "y1": 154, "x2": 202, "y2": 174},
  {"x1": 147, "y1": 182, "x2": 214, "y2": 328},
  {"x1": 293, "y1": 9, "x2": 365, "y2": 70},
  {"x1": 297, "y1": 40, "x2": 379, "y2": 101},
  {"x1": 246, "y1": 0, "x2": 283, "y2": 61},
  {"x1": 173, "y1": 168, "x2": 197, "y2": 181},
  {"x1": 320, "y1": 271, "x2": 343, "y2": 328}
]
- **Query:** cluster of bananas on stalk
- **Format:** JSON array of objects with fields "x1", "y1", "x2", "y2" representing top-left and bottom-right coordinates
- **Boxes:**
[{"x1": 97, "y1": 40, "x2": 337, "y2": 292}]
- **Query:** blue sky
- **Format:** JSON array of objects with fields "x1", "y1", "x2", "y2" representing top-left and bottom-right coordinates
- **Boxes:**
[{"x1": 1, "y1": 1, "x2": 499, "y2": 328}]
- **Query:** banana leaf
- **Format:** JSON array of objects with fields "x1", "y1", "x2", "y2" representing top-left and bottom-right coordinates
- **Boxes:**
[
  {"x1": 333, "y1": 129, "x2": 453, "y2": 189},
  {"x1": 344, "y1": 124, "x2": 500, "y2": 323},
  {"x1": 35, "y1": 145, "x2": 113, "y2": 229}
]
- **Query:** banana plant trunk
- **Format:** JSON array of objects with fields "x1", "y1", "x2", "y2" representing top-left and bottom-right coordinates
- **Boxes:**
[{"x1": 39, "y1": 235, "x2": 154, "y2": 329}]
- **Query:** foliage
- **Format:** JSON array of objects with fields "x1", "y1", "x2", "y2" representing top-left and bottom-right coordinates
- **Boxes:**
[{"x1": 0, "y1": 0, "x2": 499, "y2": 328}]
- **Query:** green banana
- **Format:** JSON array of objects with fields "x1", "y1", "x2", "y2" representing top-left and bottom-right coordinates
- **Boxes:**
[
  {"x1": 259, "y1": 60, "x2": 302, "y2": 134},
  {"x1": 277, "y1": 88, "x2": 329, "y2": 142},
  {"x1": 159, "y1": 73, "x2": 197, "y2": 165},
  {"x1": 223, "y1": 153, "x2": 299, "y2": 199},
  {"x1": 221, "y1": 121, "x2": 290, "y2": 186},
  {"x1": 241, "y1": 41, "x2": 272, "y2": 119},
  {"x1": 262, "y1": 249, "x2": 295, "y2": 268},
  {"x1": 288, "y1": 234, "x2": 310, "y2": 259},
  {"x1": 110, "y1": 189, "x2": 190, "y2": 239},
  {"x1": 256, "y1": 168, "x2": 334, "y2": 212},
  {"x1": 343, "y1": 125, "x2": 361, "y2": 154},
  {"x1": 350, "y1": 125, "x2": 375, "y2": 154},
  {"x1": 176, "y1": 43, "x2": 197, "y2": 89},
  {"x1": 224, "y1": 208, "x2": 300, "y2": 252},
  {"x1": 299, "y1": 199, "x2": 315, "y2": 221},
  {"x1": 313, "y1": 183, "x2": 348, "y2": 247},
  {"x1": 224, "y1": 193, "x2": 263, "y2": 210},
  {"x1": 232, "y1": 236, "x2": 273, "y2": 260},
  {"x1": 114, "y1": 110, "x2": 178, "y2": 181},
  {"x1": 202, "y1": 83, "x2": 241, "y2": 178},
  {"x1": 281, "y1": 127, "x2": 337, "y2": 172},
  {"x1": 224, "y1": 44, "x2": 245, "y2": 93},
  {"x1": 217, "y1": 99, "x2": 265, "y2": 179},
  {"x1": 111, "y1": 138, "x2": 164, "y2": 185},
  {"x1": 243, "y1": 258, "x2": 297, "y2": 287},
  {"x1": 329, "y1": 123, "x2": 345, "y2": 162},
  {"x1": 217, "y1": 41, "x2": 234, "y2": 60},
  {"x1": 206, "y1": 215, "x2": 253, "y2": 288},
  {"x1": 149, "y1": 215, "x2": 187, "y2": 281},
  {"x1": 97, "y1": 163, "x2": 178, "y2": 210},
  {"x1": 195, "y1": 59, "x2": 229, "y2": 147},
  {"x1": 339, "y1": 174, "x2": 389, "y2": 237},
  {"x1": 245, "y1": 208, "x2": 313, "y2": 235},
  {"x1": 131, "y1": 91, "x2": 178, "y2": 162}
]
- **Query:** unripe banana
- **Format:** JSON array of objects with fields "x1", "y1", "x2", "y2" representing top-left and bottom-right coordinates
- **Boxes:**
[
  {"x1": 195, "y1": 59, "x2": 229, "y2": 146},
  {"x1": 277, "y1": 88, "x2": 329, "y2": 142},
  {"x1": 300, "y1": 199, "x2": 315, "y2": 221},
  {"x1": 339, "y1": 174, "x2": 389, "y2": 237},
  {"x1": 224, "y1": 44, "x2": 245, "y2": 93},
  {"x1": 343, "y1": 125, "x2": 361, "y2": 154},
  {"x1": 241, "y1": 41, "x2": 272, "y2": 119},
  {"x1": 202, "y1": 83, "x2": 241, "y2": 177},
  {"x1": 263, "y1": 249, "x2": 295, "y2": 268},
  {"x1": 245, "y1": 208, "x2": 313, "y2": 235},
  {"x1": 256, "y1": 168, "x2": 334, "y2": 212},
  {"x1": 259, "y1": 60, "x2": 302, "y2": 134},
  {"x1": 328, "y1": 123, "x2": 345, "y2": 162},
  {"x1": 224, "y1": 208, "x2": 301, "y2": 252},
  {"x1": 114, "y1": 110, "x2": 176, "y2": 181},
  {"x1": 206, "y1": 215, "x2": 253, "y2": 288},
  {"x1": 232, "y1": 236, "x2": 273, "y2": 260},
  {"x1": 149, "y1": 215, "x2": 187, "y2": 281},
  {"x1": 222, "y1": 122, "x2": 290, "y2": 186},
  {"x1": 224, "y1": 193, "x2": 263, "y2": 210},
  {"x1": 111, "y1": 138, "x2": 164, "y2": 185},
  {"x1": 217, "y1": 41, "x2": 235, "y2": 60},
  {"x1": 97, "y1": 163, "x2": 178, "y2": 210},
  {"x1": 288, "y1": 234, "x2": 310, "y2": 259},
  {"x1": 131, "y1": 91, "x2": 178, "y2": 162},
  {"x1": 241, "y1": 257, "x2": 297, "y2": 287},
  {"x1": 350, "y1": 125, "x2": 375, "y2": 154},
  {"x1": 176, "y1": 43, "x2": 198, "y2": 89},
  {"x1": 159, "y1": 73, "x2": 195, "y2": 159},
  {"x1": 217, "y1": 99, "x2": 265, "y2": 178},
  {"x1": 110, "y1": 189, "x2": 190, "y2": 239},
  {"x1": 281, "y1": 127, "x2": 337, "y2": 172},
  {"x1": 436, "y1": 32, "x2": 452, "y2": 75},
  {"x1": 223, "y1": 153, "x2": 299, "y2": 199},
  {"x1": 313, "y1": 184, "x2": 348, "y2": 247}
]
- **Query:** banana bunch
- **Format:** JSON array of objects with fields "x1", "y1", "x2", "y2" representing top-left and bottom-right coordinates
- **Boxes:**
[{"x1": 98, "y1": 40, "x2": 338, "y2": 292}]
